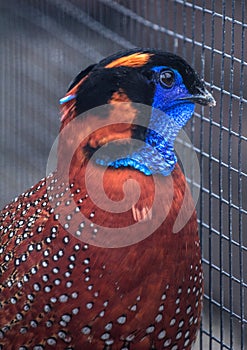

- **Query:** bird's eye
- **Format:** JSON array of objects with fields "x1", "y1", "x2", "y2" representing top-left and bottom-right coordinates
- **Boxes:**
[{"x1": 159, "y1": 70, "x2": 175, "y2": 88}]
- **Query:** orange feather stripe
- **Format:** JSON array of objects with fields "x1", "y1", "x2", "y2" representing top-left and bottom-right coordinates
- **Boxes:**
[{"x1": 105, "y1": 52, "x2": 152, "y2": 68}]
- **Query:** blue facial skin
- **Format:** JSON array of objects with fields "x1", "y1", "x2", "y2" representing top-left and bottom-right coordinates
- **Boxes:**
[{"x1": 96, "y1": 66, "x2": 195, "y2": 176}]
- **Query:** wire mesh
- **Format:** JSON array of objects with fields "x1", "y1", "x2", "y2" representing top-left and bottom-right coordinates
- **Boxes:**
[{"x1": 0, "y1": 0, "x2": 246, "y2": 349}]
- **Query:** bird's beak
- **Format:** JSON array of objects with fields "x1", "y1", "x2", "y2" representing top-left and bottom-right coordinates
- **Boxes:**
[{"x1": 179, "y1": 87, "x2": 216, "y2": 107}]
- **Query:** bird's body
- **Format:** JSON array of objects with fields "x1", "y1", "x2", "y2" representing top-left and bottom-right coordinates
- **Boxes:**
[{"x1": 0, "y1": 49, "x2": 215, "y2": 349}]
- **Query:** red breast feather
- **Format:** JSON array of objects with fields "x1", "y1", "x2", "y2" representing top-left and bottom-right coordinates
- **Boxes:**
[
  {"x1": 0, "y1": 48, "x2": 208, "y2": 350},
  {"x1": 0, "y1": 163, "x2": 202, "y2": 350}
]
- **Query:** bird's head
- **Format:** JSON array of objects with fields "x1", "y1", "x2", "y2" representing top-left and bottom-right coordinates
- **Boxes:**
[{"x1": 59, "y1": 49, "x2": 215, "y2": 176}]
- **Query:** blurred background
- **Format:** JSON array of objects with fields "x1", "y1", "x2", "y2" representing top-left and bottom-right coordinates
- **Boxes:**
[{"x1": 0, "y1": 1, "x2": 246, "y2": 349}]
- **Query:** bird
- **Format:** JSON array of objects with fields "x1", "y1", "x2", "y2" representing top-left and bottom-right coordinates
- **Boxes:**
[{"x1": 0, "y1": 48, "x2": 215, "y2": 350}]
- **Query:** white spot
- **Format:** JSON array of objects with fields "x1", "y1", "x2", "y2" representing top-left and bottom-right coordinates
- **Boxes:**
[
  {"x1": 71, "y1": 292, "x2": 78, "y2": 299},
  {"x1": 105, "y1": 322, "x2": 112, "y2": 331},
  {"x1": 186, "y1": 306, "x2": 192, "y2": 314},
  {"x1": 155, "y1": 314, "x2": 163, "y2": 322},
  {"x1": 86, "y1": 302, "x2": 93, "y2": 310},
  {"x1": 63, "y1": 236, "x2": 70, "y2": 244},
  {"x1": 158, "y1": 330, "x2": 166, "y2": 340},
  {"x1": 178, "y1": 320, "x2": 184, "y2": 328},
  {"x1": 7, "y1": 280, "x2": 12, "y2": 287},
  {"x1": 58, "y1": 331, "x2": 67, "y2": 339},
  {"x1": 27, "y1": 294, "x2": 34, "y2": 301},
  {"x1": 59, "y1": 294, "x2": 69, "y2": 303},
  {"x1": 176, "y1": 331, "x2": 182, "y2": 340},
  {"x1": 62, "y1": 314, "x2": 71, "y2": 323},
  {"x1": 130, "y1": 304, "x2": 137, "y2": 312},
  {"x1": 81, "y1": 326, "x2": 91, "y2": 334},
  {"x1": 101, "y1": 333, "x2": 110, "y2": 340},
  {"x1": 184, "y1": 338, "x2": 190, "y2": 347},
  {"x1": 164, "y1": 338, "x2": 171, "y2": 347},
  {"x1": 170, "y1": 318, "x2": 176, "y2": 326},
  {"x1": 50, "y1": 297, "x2": 57, "y2": 303},
  {"x1": 161, "y1": 293, "x2": 166, "y2": 300},
  {"x1": 58, "y1": 250, "x2": 64, "y2": 257},
  {"x1": 66, "y1": 281, "x2": 72, "y2": 288},
  {"x1": 117, "y1": 315, "x2": 126, "y2": 324},
  {"x1": 146, "y1": 325, "x2": 155, "y2": 334},
  {"x1": 20, "y1": 327, "x2": 27, "y2": 334},
  {"x1": 126, "y1": 334, "x2": 135, "y2": 341},
  {"x1": 43, "y1": 250, "x2": 49, "y2": 257},
  {"x1": 28, "y1": 244, "x2": 34, "y2": 252},
  {"x1": 159, "y1": 304, "x2": 164, "y2": 312},
  {"x1": 47, "y1": 338, "x2": 56, "y2": 345},
  {"x1": 30, "y1": 320, "x2": 38, "y2": 328},
  {"x1": 52, "y1": 267, "x2": 59, "y2": 274},
  {"x1": 44, "y1": 305, "x2": 51, "y2": 313},
  {"x1": 72, "y1": 307, "x2": 79, "y2": 315}
]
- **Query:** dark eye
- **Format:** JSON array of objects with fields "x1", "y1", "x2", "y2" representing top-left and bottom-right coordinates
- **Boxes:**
[{"x1": 159, "y1": 70, "x2": 175, "y2": 88}]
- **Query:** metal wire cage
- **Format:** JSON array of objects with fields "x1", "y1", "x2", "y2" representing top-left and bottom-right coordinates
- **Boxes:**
[{"x1": 1, "y1": 1, "x2": 246, "y2": 349}]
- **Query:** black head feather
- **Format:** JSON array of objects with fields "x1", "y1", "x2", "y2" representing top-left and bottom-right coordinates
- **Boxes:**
[{"x1": 67, "y1": 48, "x2": 212, "y2": 116}]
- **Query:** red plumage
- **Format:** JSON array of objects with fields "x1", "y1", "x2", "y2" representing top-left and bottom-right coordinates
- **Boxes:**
[
  {"x1": 0, "y1": 163, "x2": 202, "y2": 350},
  {"x1": 0, "y1": 49, "x2": 215, "y2": 349}
]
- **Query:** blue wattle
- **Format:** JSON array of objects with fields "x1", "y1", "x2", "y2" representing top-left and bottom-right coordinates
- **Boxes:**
[{"x1": 95, "y1": 66, "x2": 195, "y2": 176}]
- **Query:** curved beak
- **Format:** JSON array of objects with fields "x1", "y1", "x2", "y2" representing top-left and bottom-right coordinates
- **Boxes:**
[{"x1": 179, "y1": 87, "x2": 216, "y2": 107}]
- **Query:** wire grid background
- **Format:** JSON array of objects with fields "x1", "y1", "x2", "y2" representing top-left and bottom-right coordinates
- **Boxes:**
[{"x1": 0, "y1": 1, "x2": 246, "y2": 349}]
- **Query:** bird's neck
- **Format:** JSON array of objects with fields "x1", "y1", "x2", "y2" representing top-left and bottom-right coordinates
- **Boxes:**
[
  {"x1": 103, "y1": 105, "x2": 193, "y2": 176},
  {"x1": 57, "y1": 102, "x2": 194, "y2": 178}
]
